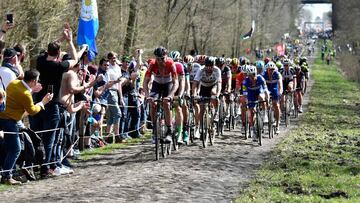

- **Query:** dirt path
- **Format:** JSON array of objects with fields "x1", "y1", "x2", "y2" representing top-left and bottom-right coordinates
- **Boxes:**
[{"x1": 0, "y1": 58, "x2": 315, "y2": 203}]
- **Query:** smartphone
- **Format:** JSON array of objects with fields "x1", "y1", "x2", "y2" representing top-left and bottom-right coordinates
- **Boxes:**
[
  {"x1": 6, "y1": 13, "x2": 13, "y2": 24},
  {"x1": 47, "y1": 85, "x2": 53, "y2": 94}
]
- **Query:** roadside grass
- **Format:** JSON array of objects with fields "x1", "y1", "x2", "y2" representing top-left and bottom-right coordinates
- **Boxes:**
[
  {"x1": 236, "y1": 53, "x2": 360, "y2": 202},
  {"x1": 78, "y1": 131, "x2": 152, "y2": 161}
]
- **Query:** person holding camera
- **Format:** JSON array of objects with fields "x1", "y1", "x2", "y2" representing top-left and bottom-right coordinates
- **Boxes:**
[
  {"x1": 0, "y1": 70, "x2": 53, "y2": 185},
  {"x1": 30, "y1": 24, "x2": 87, "y2": 178}
]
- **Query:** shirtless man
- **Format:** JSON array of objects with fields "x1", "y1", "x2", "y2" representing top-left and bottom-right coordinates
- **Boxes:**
[{"x1": 59, "y1": 62, "x2": 103, "y2": 113}]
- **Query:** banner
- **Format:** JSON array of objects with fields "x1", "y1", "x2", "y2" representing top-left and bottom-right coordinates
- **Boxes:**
[
  {"x1": 241, "y1": 20, "x2": 255, "y2": 40},
  {"x1": 77, "y1": 0, "x2": 99, "y2": 61}
]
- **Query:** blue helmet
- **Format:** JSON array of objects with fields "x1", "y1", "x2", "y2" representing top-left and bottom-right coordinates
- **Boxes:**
[{"x1": 255, "y1": 60, "x2": 265, "y2": 70}]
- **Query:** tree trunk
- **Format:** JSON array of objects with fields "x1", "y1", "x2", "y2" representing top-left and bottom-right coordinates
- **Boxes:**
[{"x1": 123, "y1": 0, "x2": 138, "y2": 55}]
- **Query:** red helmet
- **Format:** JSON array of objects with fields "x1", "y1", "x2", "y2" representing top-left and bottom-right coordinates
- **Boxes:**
[
  {"x1": 264, "y1": 57, "x2": 271, "y2": 65},
  {"x1": 195, "y1": 55, "x2": 207, "y2": 65}
]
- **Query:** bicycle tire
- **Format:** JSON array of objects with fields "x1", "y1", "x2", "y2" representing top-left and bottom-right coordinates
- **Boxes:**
[
  {"x1": 268, "y1": 108, "x2": 273, "y2": 139},
  {"x1": 172, "y1": 130, "x2": 178, "y2": 152},
  {"x1": 256, "y1": 110, "x2": 262, "y2": 146},
  {"x1": 202, "y1": 107, "x2": 209, "y2": 148},
  {"x1": 209, "y1": 106, "x2": 216, "y2": 146},
  {"x1": 244, "y1": 109, "x2": 248, "y2": 139},
  {"x1": 155, "y1": 116, "x2": 162, "y2": 160},
  {"x1": 285, "y1": 95, "x2": 291, "y2": 127},
  {"x1": 189, "y1": 110, "x2": 195, "y2": 143}
]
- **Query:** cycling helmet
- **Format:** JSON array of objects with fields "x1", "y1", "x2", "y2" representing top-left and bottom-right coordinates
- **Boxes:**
[
  {"x1": 275, "y1": 61, "x2": 283, "y2": 69},
  {"x1": 241, "y1": 64, "x2": 249, "y2": 73},
  {"x1": 215, "y1": 57, "x2": 225, "y2": 67},
  {"x1": 294, "y1": 57, "x2": 300, "y2": 65},
  {"x1": 255, "y1": 60, "x2": 265, "y2": 70},
  {"x1": 264, "y1": 57, "x2": 271, "y2": 64},
  {"x1": 169, "y1": 51, "x2": 181, "y2": 60},
  {"x1": 225, "y1": 57, "x2": 232, "y2": 65},
  {"x1": 205, "y1": 56, "x2": 216, "y2": 66},
  {"x1": 283, "y1": 58, "x2": 290, "y2": 65},
  {"x1": 295, "y1": 65, "x2": 301, "y2": 70},
  {"x1": 195, "y1": 55, "x2": 207, "y2": 65},
  {"x1": 247, "y1": 65, "x2": 257, "y2": 75},
  {"x1": 239, "y1": 56, "x2": 246, "y2": 65},
  {"x1": 300, "y1": 56, "x2": 307, "y2": 62},
  {"x1": 230, "y1": 58, "x2": 239, "y2": 66},
  {"x1": 266, "y1": 61, "x2": 277, "y2": 70},
  {"x1": 183, "y1": 55, "x2": 194, "y2": 64},
  {"x1": 154, "y1": 46, "x2": 167, "y2": 57}
]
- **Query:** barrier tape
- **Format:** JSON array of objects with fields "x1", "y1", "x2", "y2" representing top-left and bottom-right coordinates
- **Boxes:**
[{"x1": 0, "y1": 122, "x2": 147, "y2": 174}]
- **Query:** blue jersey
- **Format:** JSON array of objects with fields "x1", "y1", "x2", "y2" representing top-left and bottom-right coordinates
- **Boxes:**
[
  {"x1": 242, "y1": 75, "x2": 267, "y2": 107},
  {"x1": 242, "y1": 75, "x2": 267, "y2": 97},
  {"x1": 262, "y1": 70, "x2": 282, "y2": 101},
  {"x1": 262, "y1": 70, "x2": 281, "y2": 92}
]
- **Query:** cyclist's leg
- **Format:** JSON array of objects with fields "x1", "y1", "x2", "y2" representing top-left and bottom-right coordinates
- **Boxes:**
[
  {"x1": 174, "y1": 99, "x2": 184, "y2": 143},
  {"x1": 272, "y1": 92, "x2": 281, "y2": 133}
]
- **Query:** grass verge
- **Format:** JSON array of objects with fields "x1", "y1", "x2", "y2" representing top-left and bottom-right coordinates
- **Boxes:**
[{"x1": 236, "y1": 51, "x2": 360, "y2": 202}]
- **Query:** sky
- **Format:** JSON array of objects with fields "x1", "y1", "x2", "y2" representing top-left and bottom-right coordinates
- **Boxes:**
[{"x1": 303, "y1": 3, "x2": 332, "y2": 21}]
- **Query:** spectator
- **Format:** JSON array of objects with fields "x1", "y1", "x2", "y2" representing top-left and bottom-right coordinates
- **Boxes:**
[
  {"x1": 93, "y1": 58, "x2": 118, "y2": 138},
  {"x1": 30, "y1": 24, "x2": 86, "y2": 178},
  {"x1": 0, "y1": 70, "x2": 52, "y2": 185},
  {"x1": 105, "y1": 52, "x2": 123, "y2": 142},
  {"x1": 0, "y1": 48, "x2": 20, "y2": 88},
  {"x1": 120, "y1": 55, "x2": 141, "y2": 140}
]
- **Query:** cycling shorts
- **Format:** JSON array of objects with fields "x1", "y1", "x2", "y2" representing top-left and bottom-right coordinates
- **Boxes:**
[
  {"x1": 149, "y1": 81, "x2": 173, "y2": 100},
  {"x1": 199, "y1": 85, "x2": 217, "y2": 98}
]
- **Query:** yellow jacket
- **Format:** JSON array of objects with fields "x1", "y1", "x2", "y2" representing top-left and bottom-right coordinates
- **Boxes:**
[{"x1": 0, "y1": 80, "x2": 42, "y2": 121}]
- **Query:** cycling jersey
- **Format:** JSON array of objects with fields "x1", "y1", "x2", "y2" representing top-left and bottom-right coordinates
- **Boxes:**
[
  {"x1": 263, "y1": 70, "x2": 281, "y2": 101},
  {"x1": 242, "y1": 75, "x2": 267, "y2": 108},
  {"x1": 145, "y1": 58, "x2": 177, "y2": 84},
  {"x1": 189, "y1": 62, "x2": 202, "y2": 82},
  {"x1": 295, "y1": 70, "x2": 305, "y2": 89},
  {"x1": 221, "y1": 66, "x2": 231, "y2": 92},
  {"x1": 175, "y1": 62, "x2": 185, "y2": 77},
  {"x1": 231, "y1": 65, "x2": 241, "y2": 90},
  {"x1": 235, "y1": 72, "x2": 246, "y2": 92},
  {"x1": 280, "y1": 67, "x2": 296, "y2": 87},
  {"x1": 194, "y1": 66, "x2": 222, "y2": 87}
]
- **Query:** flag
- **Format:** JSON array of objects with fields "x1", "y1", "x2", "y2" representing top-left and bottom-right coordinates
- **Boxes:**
[
  {"x1": 77, "y1": 0, "x2": 99, "y2": 61},
  {"x1": 241, "y1": 20, "x2": 255, "y2": 40}
]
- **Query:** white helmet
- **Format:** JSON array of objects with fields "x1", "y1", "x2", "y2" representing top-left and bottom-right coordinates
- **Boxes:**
[{"x1": 247, "y1": 65, "x2": 257, "y2": 75}]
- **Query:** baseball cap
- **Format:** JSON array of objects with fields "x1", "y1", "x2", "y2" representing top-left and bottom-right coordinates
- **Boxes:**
[{"x1": 3, "y1": 48, "x2": 19, "y2": 58}]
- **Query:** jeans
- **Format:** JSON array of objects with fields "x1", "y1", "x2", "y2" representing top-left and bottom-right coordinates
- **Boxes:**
[
  {"x1": 128, "y1": 95, "x2": 141, "y2": 138},
  {"x1": 120, "y1": 96, "x2": 129, "y2": 138},
  {"x1": 0, "y1": 119, "x2": 21, "y2": 179},
  {"x1": 29, "y1": 103, "x2": 60, "y2": 173}
]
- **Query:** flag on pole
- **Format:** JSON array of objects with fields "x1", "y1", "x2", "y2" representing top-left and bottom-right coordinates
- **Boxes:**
[
  {"x1": 77, "y1": 0, "x2": 99, "y2": 61},
  {"x1": 241, "y1": 20, "x2": 255, "y2": 40}
]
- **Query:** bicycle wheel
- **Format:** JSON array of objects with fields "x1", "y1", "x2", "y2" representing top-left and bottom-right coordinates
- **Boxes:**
[
  {"x1": 285, "y1": 95, "x2": 291, "y2": 127},
  {"x1": 189, "y1": 109, "x2": 195, "y2": 143},
  {"x1": 172, "y1": 130, "x2": 178, "y2": 152},
  {"x1": 154, "y1": 115, "x2": 163, "y2": 160},
  {"x1": 267, "y1": 108, "x2": 273, "y2": 139},
  {"x1": 202, "y1": 106, "x2": 209, "y2": 148},
  {"x1": 244, "y1": 109, "x2": 248, "y2": 139},
  {"x1": 218, "y1": 102, "x2": 224, "y2": 136},
  {"x1": 256, "y1": 110, "x2": 262, "y2": 146},
  {"x1": 230, "y1": 102, "x2": 235, "y2": 130},
  {"x1": 160, "y1": 121, "x2": 167, "y2": 158},
  {"x1": 209, "y1": 106, "x2": 216, "y2": 146}
]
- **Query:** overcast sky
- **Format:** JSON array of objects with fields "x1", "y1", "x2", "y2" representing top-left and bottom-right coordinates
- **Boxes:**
[{"x1": 303, "y1": 3, "x2": 332, "y2": 21}]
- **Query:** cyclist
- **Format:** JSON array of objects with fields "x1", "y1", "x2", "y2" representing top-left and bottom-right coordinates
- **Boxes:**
[
  {"x1": 242, "y1": 65, "x2": 268, "y2": 141},
  {"x1": 280, "y1": 58, "x2": 296, "y2": 110},
  {"x1": 235, "y1": 64, "x2": 247, "y2": 133},
  {"x1": 189, "y1": 55, "x2": 204, "y2": 139},
  {"x1": 255, "y1": 60, "x2": 265, "y2": 75},
  {"x1": 217, "y1": 57, "x2": 231, "y2": 118},
  {"x1": 168, "y1": 51, "x2": 186, "y2": 144},
  {"x1": 294, "y1": 65, "x2": 305, "y2": 113},
  {"x1": 192, "y1": 56, "x2": 221, "y2": 124},
  {"x1": 181, "y1": 55, "x2": 193, "y2": 143},
  {"x1": 262, "y1": 61, "x2": 282, "y2": 134},
  {"x1": 143, "y1": 47, "x2": 179, "y2": 143},
  {"x1": 230, "y1": 58, "x2": 240, "y2": 91}
]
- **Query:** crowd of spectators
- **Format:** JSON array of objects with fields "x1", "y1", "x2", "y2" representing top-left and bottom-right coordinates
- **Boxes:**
[{"x1": 0, "y1": 21, "x2": 149, "y2": 185}]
